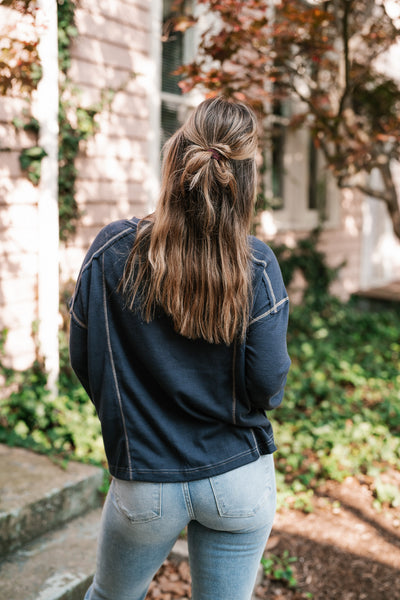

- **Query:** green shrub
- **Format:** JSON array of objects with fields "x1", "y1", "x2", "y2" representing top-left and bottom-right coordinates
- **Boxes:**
[
  {"x1": 0, "y1": 329, "x2": 104, "y2": 466},
  {"x1": 274, "y1": 297, "x2": 400, "y2": 509},
  {"x1": 261, "y1": 550, "x2": 298, "y2": 588}
]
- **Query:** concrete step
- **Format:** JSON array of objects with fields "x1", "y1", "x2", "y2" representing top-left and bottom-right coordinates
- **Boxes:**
[
  {"x1": 0, "y1": 507, "x2": 102, "y2": 600},
  {"x1": 0, "y1": 444, "x2": 104, "y2": 557}
]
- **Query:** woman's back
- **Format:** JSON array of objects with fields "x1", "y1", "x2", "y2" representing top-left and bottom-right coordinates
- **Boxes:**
[{"x1": 70, "y1": 216, "x2": 289, "y2": 482}]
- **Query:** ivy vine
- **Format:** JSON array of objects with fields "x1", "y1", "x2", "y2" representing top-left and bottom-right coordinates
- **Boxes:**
[
  {"x1": 11, "y1": 0, "x2": 110, "y2": 241},
  {"x1": 57, "y1": 0, "x2": 98, "y2": 240},
  {"x1": 11, "y1": 116, "x2": 46, "y2": 185}
]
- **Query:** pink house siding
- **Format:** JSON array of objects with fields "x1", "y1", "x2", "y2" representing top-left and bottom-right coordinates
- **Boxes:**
[
  {"x1": 1, "y1": 0, "x2": 153, "y2": 370},
  {"x1": 61, "y1": 0, "x2": 153, "y2": 282},
  {"x1": 0, "y1": 93, "x2": 40, "y2": 369},
  {"x1": 262, "y1": 188, "x2": 364, "y2": 302},
  {"x1": 320, "y1": 188, "x2": 364, "y2": 299}
]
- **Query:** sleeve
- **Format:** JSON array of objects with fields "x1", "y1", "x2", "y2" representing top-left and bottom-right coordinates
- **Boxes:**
[
  {"x1": 245, "y1": 248, "x2": 291, "y2": 411},
  {"x1": 69, "y1": 267, "x2": 91, "y2": 398},
  {"x1": 68, "y1": 219, "x2": 135, "y2": 398}
]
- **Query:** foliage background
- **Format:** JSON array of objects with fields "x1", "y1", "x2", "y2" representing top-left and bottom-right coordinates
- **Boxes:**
[{"x1": 1, "y1": 242, "x2": 399, "y2": 510}]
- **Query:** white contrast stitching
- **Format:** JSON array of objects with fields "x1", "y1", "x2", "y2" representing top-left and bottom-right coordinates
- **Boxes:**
[
  {"x1": 110, "y1": 447, "x2": 263, "y2": 475},
  {"x1": 250, "y1": 254, "x2": 267, "y2": 268},
  {"x1": 263, "y1": 270, "x2": 277, "y2": 306},
  {"x1": 69, "y1": 224, "x2": 136, "y2": 318},
  {"x1": 249, "y1": 296, "x2": 289, "y2": 326},
  {"x1": 250, "y1": 429, "x2": 259, "y2": 449},
  {"x1": 81, "y1": 225, "x2": 135, "y2": 275},
  {"x1": 71, "y1": 309, "x2": 87, "y2": 330},
  {"x1": 102, "y1": 254, "x2": 133, "y2": 473}
]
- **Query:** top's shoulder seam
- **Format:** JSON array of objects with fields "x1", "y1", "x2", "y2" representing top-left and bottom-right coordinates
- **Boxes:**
[
  {"x1": 81, "y1": 223, "x2": 137, "y2": 275},
  {"x1": 250, "y1": 253, "x2": 268, "y2": 267},
  {"x1": 249, "y1": 296, "x2": 289, "y2": 326}
]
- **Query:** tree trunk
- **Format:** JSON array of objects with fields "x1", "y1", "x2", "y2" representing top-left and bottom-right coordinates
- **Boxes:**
[{"x1": 379, "y1": 162, "x2": 400, "y2": 241}]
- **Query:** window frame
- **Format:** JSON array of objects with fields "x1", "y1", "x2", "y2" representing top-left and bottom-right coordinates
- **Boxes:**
[{"x1": 264, "y1": 122, "x2": 340, "y2": 232}]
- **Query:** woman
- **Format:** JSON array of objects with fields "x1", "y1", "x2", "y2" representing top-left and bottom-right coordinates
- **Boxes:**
[{"x1": 70, "y1": 97, "x2": 290, "y2": 600}]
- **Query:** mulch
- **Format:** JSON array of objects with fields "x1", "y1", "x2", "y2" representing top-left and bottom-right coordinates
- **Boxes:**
[{"x1": 146, "y1": 559, "x2": 191, "y2": 600}]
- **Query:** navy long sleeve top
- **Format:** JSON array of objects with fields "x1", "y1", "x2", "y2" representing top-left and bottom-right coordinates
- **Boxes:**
[{"x1": 69, "y1": 218, "x2": 290, "y2": 482}]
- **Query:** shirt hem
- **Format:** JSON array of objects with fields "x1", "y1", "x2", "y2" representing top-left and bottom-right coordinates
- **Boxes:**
[{"x1": 108, "y1": 442, "x2": 277, "y2": 482}]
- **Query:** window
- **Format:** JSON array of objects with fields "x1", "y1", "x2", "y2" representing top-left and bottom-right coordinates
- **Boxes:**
[
  {"x1": 147, "y1": 0, "x2": 199, "y2": 210},
  {"x1": 161, "y1": 0, "x2": 196, "y2": 147},
  {"x1": 161, "y1": 5, "x2": 184, "y2": 97},
  {"x1": 264, "y1": 101, "x2": 339, "y2": 231}
]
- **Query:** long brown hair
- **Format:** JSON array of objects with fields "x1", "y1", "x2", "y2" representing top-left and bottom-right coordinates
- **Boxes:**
[{"x1": 120, "y1": 97, "x2": 258, "y2": 344}]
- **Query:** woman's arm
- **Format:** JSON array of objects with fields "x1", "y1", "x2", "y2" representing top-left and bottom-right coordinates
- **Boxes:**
[
  {"x1": 69, "y1": 315, "x2": 91, "y2": 397},
  {"x1": 245, "y1": 248, "x2": 291, "y2": 411},
  {"x1": 69, "y1": 261, "x2": 92, "y2": 398}
]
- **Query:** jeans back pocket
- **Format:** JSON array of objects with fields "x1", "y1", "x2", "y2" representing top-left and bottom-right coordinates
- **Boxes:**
[
  {"x1": 112, "y1": 478, "x2": 162, "y2": 523},
  {"x1": 209, "y1": 455, "x2": 275, "y2": 518}
]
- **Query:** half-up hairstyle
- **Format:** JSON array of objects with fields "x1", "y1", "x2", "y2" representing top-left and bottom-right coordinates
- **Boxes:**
[{"x1": 120, "y1": 96, "x2": 258, "y2": 345}]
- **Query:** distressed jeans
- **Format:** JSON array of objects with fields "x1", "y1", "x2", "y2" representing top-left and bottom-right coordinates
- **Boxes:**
[{"x1": 84, "y1": 454, "x2": 276, "y2": 600}]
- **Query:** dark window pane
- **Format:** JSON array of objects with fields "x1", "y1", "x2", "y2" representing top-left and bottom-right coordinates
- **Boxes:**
[
  {"x1": 161, "y1": 100, "x2": 181, "y2": 148},
  {"x1": 308, "y1": 136, "x2": 327, "y2": 216},
  {"x1": 162, "y1": 33, "x2": 184, "y2": 95},
  {"x1": 162, "y1": 0, "x2": 184, "y2": 95},
  {"x1": 271, "y1": 100, "x2": 285, "y2": 209}
]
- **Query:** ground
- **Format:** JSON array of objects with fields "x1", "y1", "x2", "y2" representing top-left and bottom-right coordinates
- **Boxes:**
[{"x1": 145, "y1": 477, "x2": 400, "y2": 600}]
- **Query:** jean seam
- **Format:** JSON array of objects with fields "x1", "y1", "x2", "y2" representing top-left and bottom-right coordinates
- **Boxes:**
[
  {"x1": 182, "y1": 482, "x2": 195, "y2": 519},
  {"x1": 249, "y1": 296, "x2": 289, "y2": 325}
]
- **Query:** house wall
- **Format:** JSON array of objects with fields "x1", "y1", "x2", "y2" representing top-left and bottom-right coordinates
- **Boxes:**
[
  {"x1": 319, "y1": 188, "x2": 364, "y2": 299},
  {"x1": 0, "y1": 0, "x2": 156, "y2": 370},
  {"x1": 359, "y1": 165, "x2": 400, "y2": 290},
  {"x1": 0, "y1": 4, "x2": 40, "y2": 369},
  {"x1": 0, "y1": 97, "x2": 39, "y2": 369},
  {"x1": 60, "y1": 0, "x2": 155, "y2": 283},
  {"x1": 260, "y1": 187, "x2": 364, "y2": 303}
]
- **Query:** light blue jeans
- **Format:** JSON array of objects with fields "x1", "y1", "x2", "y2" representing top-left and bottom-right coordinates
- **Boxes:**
[{"x1": 85, "y1": 454, "x2": 276, "y2": 600}]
